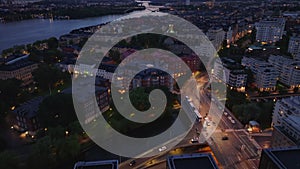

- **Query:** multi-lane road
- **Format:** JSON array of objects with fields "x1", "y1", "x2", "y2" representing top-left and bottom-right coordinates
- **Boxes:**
[
  {"x1": 119, "y1": 78, "x2": 262, "y2": 169},
  {"x1": 200, "y1": 90, "x2": 261, "y2": 169}
]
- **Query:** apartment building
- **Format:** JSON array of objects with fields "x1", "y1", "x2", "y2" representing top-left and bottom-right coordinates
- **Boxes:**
[
  {"x1": 255, "y1": 18, "x2": 285, "y2": 43},
  {"x1": 242, "y1": 57, "x2": 279, "y2": 91},
  {"x1": 271, "y1": 96, "x2": 300, "y2": 147},
  {"x1": 259, "y1": 146, "x2": 300, "y2": 169},
  {"x1": 206, "y1": 27, "x2": 226, "y2": 51},
  {"x1": 288, "y1": 36, "x2": 300, "y2": 56},
  {"x1": 268, "y1": 55, "x2": 300, "y2": 88},
  {"x1": 0, "y1": 56, "x2": 38, "y2": 86},
  {"x1": 213, "y1": 58, "x2": 247, "y2": 92},
  {"x1": 12, "y1": 96, "x2": 43, "y2": 135}
]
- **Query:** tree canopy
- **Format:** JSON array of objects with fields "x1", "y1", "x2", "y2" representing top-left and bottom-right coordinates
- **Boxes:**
[
  {"x1": 38, "y1": 93, "x2": 76, "y2": 128},
  {"x1": 32, "y1": 64, "x2": 68, "y2": 92}
]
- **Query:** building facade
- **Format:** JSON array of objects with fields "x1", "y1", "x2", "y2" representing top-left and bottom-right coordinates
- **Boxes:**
[
  {"x1": 12, "y1": 96, "x2": 43, "y2": 135},
  {"x1": 259, "y1": 146, "x2": 300, "y2": 169},
  {"x1": 255, "y1": 18, "x2": 286, "y2": 43},
  {"x1": 271, "y1": 97, "x2": 300, "y2": 147},
  {"x1": 242, "y1": 57, "x2": 279, "y2": 91},
  {"x1": 288, "y1": 36, "x2": 300, "y2": 56},
  {"x1": 268, "y1": 55, "x2": 300, "y2": 88},
  {"x1": 206, "y1": 27, "x2": 226, "y2": 51},
  {"x1": 0, "y1": 58, "x2": 38, "y2": 86},
  {"x1": 213, "y1": 58, "x2": 247, "y2": 92}
]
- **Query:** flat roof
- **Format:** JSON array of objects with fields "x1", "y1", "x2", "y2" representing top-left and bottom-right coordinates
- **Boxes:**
[
  {"x1": 263, "y1": 146, "x2": 300, "y2": 169},
  {"x1": 74, "y1": 160, "x2": 118, "y2": 169},
  {"x1": 167, "y1": 153, "x2": 219, "y2": 169},
  {"x1": 0, "y1": 58, "x2": 36, "y2": 71}
]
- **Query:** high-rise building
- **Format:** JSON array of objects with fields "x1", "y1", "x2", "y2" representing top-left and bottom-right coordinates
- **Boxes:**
[
  {"x1": 167, "y1": 153, "x2": 219, "y2": 169},
  {"x1": 288, "y1": 36, "x2": 300, "y2": 56},
  {"x1": 213, "y1": 58, "x2": 247, "y2": 92},
  {"x1": 268, "y1": 55, "x2": 300, "y2": 88},
  {"x1": 255, "y1": 18, "x2": 286, "y2": 43},
  {"x1": 258, "y1": 146, "x2": 300, "y2": 169},
  {"x1": 242, "y1": 57, "x2": 279, "y2": 91},
  {"x1": 206, "y1": 27, "x2": 225, "y2": 51},
  {"x1": 74, "y1": 160, "x2": 118, "y2": 169},
  {"x1": 272, "y1": 126, "x2": 298, "y2": 148},
  {"x1": 185, "y1": 0, "x2": 190, "y2": 6},
  {"x1": 271, "y1": 96, "x2": 300, "y2": 147},
  {"x1": 272, "y1": 96, "x2": 300, "y2": 126}
]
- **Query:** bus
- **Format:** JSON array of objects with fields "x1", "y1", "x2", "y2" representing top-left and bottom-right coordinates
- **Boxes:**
[{"x1": 185, "y1": 96, "x2": 202, "y2": 121}]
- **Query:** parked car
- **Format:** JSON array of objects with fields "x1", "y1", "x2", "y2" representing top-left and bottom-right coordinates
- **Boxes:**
[
  {"x1": 129, "y1": 160, "x2": 136, "y2": 166},
  {"x1": 191, "y1": 138, "x2": 199, "y2": 143},
  {"x1": 159, "y1": 146, "x2": 167, "y2": 152}
]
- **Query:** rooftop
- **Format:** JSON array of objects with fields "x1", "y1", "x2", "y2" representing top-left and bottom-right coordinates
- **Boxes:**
[
  {"x1": 262, "y1": 146, "x2": 300, "y2": 169},
  {"x1": 0, "y1": 57, "x2": 36, "y2": 71},
  {"x1": 13, "y1": 96, "x2": 44, "y2": 118},
  {"x1": 74, "y1": 160, "x2": 118, "y2": 169},
  {"x1": 167, "y1": 153, "x2": 219, "y2": 169}
]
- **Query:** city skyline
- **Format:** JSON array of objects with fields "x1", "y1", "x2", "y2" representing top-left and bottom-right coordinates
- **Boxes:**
[{"x1": 0, "y1": 0, "x2": 300, "y2": 169}]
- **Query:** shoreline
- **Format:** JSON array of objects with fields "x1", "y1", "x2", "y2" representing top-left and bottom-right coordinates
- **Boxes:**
[
  {"x1": 0, "y1": 8, "x2": 146, "y2": 55},
  {"x1": 0, "y1": 6, "x2": 145, "y2": 24}
]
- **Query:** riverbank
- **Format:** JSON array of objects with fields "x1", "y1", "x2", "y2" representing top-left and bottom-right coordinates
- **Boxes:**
[{"x1": 0, "y1": 5, "x2": 145, "y2": 23}]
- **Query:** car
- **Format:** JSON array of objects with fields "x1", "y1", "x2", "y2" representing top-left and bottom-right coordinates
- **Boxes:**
[
  {"x1": 224, "y1": 112, "x2": 228, "y2": 116},
  {"x1": 222, "y1": 136, "x2": 229, "y2": 140},
  {"x1": 159, "y1": 146, "x2": 167, "y2": 152},
  {"x1": 228, "y1": 116, "x2": 232, "y2": 120},
  {"x1": 231, "y1": 120, "x2": 236, "y2": 124},
  {"x1": 191, "y1": 138, "x2": 199, "y2": 143},
  {"x1": 129, "y1": 160, "x2": 136, "y2": 166}
]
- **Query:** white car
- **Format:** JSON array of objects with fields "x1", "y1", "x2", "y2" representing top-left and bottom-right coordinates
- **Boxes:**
[
  {"x1": 191, "y1": 138, "x2": 199, "y2": 143},
  {"x1": 231, "y1": 120, "x2": 236, "y2": 124},
  {"x1": 228, "y1": 116, "x2": 232, "y2": 120},
  {"x1": 158, "y1": 146, "x2": 167, "y2": 152},
  {"x1": 224, "y1": 112, "x2": 228, "y2": 116}
]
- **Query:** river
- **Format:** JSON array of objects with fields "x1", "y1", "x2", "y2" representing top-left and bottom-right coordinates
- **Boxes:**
[{"x1": 0, "y1": 13, "x2": 128, "y2": 53}]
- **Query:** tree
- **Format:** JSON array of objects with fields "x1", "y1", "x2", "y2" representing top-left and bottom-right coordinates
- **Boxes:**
[
  {"x1": 232, "y1": 101, "x2": 274, "y2": 128},
  {"x1": 27, "y1": 128, "x2": 80, "y2": 169},
  {"x1": 276, "y1": 35, "x2": 290, "y2": 54},
  {"x1": 0, "y1": 137, "x2": 7, "y2": 152},
  {"x1": 68, "y1": 121, "x2": 83, "y2": 136},
  {"x1": 47, "y1": 37, "x2": 58, "y2": 49},
  {"x1": 43, "y1": 49, "x2": 62, "y2": 64},
  {"x1": 226, "y1": 89, "x2": 248, "y2": 109},
  {"x1": 0, "y1": 78, "x2": 22, "y2": 115},
  {"x1": 57, "y1": 135, "x2": 80, "y2": 161},
  {"x1": 27, "y1": 136, "x2": 57, "y2": 169},
  {"x1": 109, "y1": 49, "x2": 121, "y2": 64},
  {"x1": 245, "y1": 68, "x2": 254, "y2": 84},
  {"x1": 38, "y1": 94, "x2": 77, "y2": 127},
  {"x1": 0, "y1": 151, "x2": 20, "y2": 169},
  {"x1": 32, "y1": 64, "x2": 67, "y2": 93},
  {"x1": 250, "y1": 27, "x2": 257, "y2": 43},
  {"x1": 129, "y1": 87, "x2": 151, "y2": 111},
  {"x1": 28, "y1": 48, "x2": 42, "y2": 62},
  {"x1": 232, "y1": 103, "x2": 260, "y2": 124}
]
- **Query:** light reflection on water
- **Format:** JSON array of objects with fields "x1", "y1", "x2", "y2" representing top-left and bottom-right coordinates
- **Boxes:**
[{"x1": 0, "y1": 10, "x2": 148, "y2": 53}]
